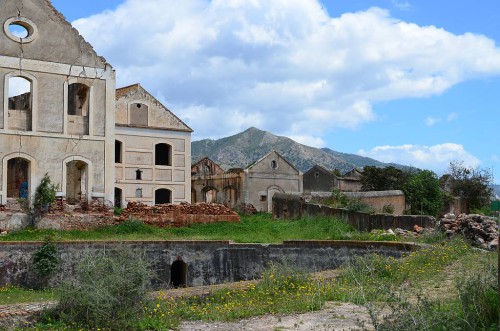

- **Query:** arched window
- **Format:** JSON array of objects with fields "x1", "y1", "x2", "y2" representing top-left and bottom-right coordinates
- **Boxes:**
[
  {"x1": 155, "y1": 188, "x2": 172, "y2": 205},
  {"x1": 129, "y1": 103, "x2": 148, "y2": 126},
  {"x1": 8, "y1": 76, "x2": 32, "y2": 131},
  {"x1": 155, "y1": 143, "x2": 172, "y2": 166}
]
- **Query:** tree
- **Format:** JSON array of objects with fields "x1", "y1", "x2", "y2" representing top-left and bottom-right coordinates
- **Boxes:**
[
  {"x1": 360, "y1": 166, "x2": 411, "y2": 191},
  {"x1": 445, "y1": 161, "x2": 493, "y2": 213},
  {"x1": 404, "y1": 170, "x2": 444, "y2": 216}
]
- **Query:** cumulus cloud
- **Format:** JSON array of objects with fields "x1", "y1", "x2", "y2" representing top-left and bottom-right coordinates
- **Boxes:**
[
  {"x1": 73, "y1": 0, "x2": 500, "y2": 140},
  {"x1": 359, "y1": 143, "x2": 481, "y2": 173}
]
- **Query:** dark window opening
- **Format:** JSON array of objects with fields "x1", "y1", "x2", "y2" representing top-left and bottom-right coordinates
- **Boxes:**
[
  {"x1": 136, "y1": 169, "x2": 143, "y2": 180},
  {"x1": 260, "y1": 195, "x2": 267, "y2": 202},
  {"x1": 270, "y1": 160, "x2": 277, "y2": 169},
  {"x1": 155, "y1": 143, "x2": 172, "y2": 166},
  {"x1": 155, "y1": 188, "x2": 172, "y2": 205},
  {"x1": 115, "y1": 140, "x2": 123, "y2": 163},
  {"x1": 170, "y1": 260, "x2": 187, "y2": 288},
  {"x1": 114, "y1": 187, "x2": 122, "y2": 208}
]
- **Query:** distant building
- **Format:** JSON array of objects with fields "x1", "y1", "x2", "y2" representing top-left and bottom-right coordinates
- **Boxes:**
[
  {"x1": 303, "y1": 165, "x2": 362, "y2": 193},
  {"x1": 114, "y1": 84, "x2": 193, "y2": 207},
  {"x1": 191, "y1": 151, "x2": 303, "y2": 212}
]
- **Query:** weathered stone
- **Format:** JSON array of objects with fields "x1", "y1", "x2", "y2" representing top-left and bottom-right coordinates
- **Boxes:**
[{"x1": 0, "y1": 213, "x2": 30, "y2": 231}]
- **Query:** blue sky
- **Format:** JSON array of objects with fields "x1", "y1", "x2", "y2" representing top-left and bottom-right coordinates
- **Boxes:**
[{"x1": 51, "y1": 0, "x2": 500, "y2": 182}]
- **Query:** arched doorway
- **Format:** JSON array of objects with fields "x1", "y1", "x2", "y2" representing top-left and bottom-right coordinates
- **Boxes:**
[
  {"x1": 267, "y1": 186, "x2": 284, "y2": 212},
  {"x1": 170, "y1": 260, "x2": 187, "y2": 288},
  {"x1": 7, "y1": 158, "x2": 30, "y2": 199},
  {"x1": 66, "y1": 160, "x2": 88, "y2": 205},
  {"x1": 155, "y1": 188, "x2": 171, "y2": 205},
  {"x1": 203, "y1": 187, "x2": 217, "y2": 203}
]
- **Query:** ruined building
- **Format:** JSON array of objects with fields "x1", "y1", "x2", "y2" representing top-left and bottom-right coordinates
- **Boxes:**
[
  {"x1": 192, "y1": 151, "x2": 303, "y2": 212},
  {"x1": 0, "y1": 0, "x2": 191, "y2": 207}
]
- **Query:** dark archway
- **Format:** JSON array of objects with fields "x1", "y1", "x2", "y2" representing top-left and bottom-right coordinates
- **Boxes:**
[
  {"x1": 170, "y1": 260, "x2": 187, "y2": 288},
  {"x1": 155, "y1": 188, "x2": 171, "y2": 205},
  {"x1": 115, "y1": 140, "x2": 123, "y2": 163}
]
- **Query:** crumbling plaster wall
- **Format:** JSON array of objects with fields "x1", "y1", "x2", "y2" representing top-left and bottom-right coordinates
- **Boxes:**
[
  {"x1": 0, "y1": 0, "x2": 116, "y2": 204},
  {"x1": 0, "y1": 240, "x2": 417, "y2": 289}
]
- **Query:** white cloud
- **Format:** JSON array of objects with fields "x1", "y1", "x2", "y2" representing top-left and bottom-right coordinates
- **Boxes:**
[
  {"x1": 425, "y1": 116, "x2": 439, "y2": 126},
  {"x1": 392, "y1": 0, "x2": 412, "y2": 11},
  {"x1": 72, "y1": 0, "x2": 500, "y2": 139},
  {"x1": 359, "y1": 143, "x2": 481, "y2": 172}
]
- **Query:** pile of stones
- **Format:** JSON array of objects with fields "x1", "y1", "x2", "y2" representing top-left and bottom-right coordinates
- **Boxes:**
[{"x1": 440, "y1": 213, "x2": 498, "y2": 251}]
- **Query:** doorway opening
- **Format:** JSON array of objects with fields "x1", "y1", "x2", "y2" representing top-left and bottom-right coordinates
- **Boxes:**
[
  {"x1": 170, "y1": 260, "x2": 187, "y2": 288},
  {"x1": 66, "y1": 160, "x2": 88, "y2": 205},
  {"x1": 155, "y1": 188, "x2": 172, "y2": 205}
]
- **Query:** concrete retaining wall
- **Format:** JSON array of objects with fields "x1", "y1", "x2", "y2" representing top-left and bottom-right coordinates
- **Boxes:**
[
  {"x1": 0, "y1": 240, "x2": 418, "y2": 289},
  {"x1": 273, "y1": 194, "x2": 435, "y2": 231}
]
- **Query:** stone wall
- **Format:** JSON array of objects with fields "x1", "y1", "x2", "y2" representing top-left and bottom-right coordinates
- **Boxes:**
[
  {"x1": 0, "y1": 240, "x2": 418, "y2": 289},
  {"x1": 273, "y1": 194, "x2": 435, "y2": 231}
]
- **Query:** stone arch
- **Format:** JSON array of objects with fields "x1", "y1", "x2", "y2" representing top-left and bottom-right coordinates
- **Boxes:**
[
  {"x1": 202, "y1": 186, "x2": 218, "y2": 204},
  {"x1": 267, "y1": 185, "x2": 284, "y2": 213}
]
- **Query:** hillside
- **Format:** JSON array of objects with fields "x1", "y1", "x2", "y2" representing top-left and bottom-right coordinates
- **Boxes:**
[{"x1": 192, "y1": 127, "x2": 410, "y2": 173}]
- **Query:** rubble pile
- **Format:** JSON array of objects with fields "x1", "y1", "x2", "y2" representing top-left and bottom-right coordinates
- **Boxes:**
[
  {"x1": 0, "y1": 205, "x2": 5, "y2": 212},
  {"x1": 440, "y1": 213, "x2": 498, "y2": 251},
  {"x1": 118, "y1": 202, "x2": 240, "y2": 227},
  {"x1": 235, "y1": 203, "x2": 258, "y2": 215}
]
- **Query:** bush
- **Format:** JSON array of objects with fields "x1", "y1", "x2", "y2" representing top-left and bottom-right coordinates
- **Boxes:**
[
  {"x1": 32, "y1": 235, "x2": 59, "y2": 279},
  {"x1": 34, "y1": 173, "x2": 58, "y2": 211},
  {"x1": 54, "y1": 247, "x2": 149, "y2": 330}
]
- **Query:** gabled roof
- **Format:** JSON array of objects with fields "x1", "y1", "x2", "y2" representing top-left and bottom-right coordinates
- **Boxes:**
[
  {"x1": 246, "y1": 150, "x2": 301, "y2": 174},
  {"x1": 116, "y1": 83, "x2": 193, "y2": 132},
  {"x1": 304, "y1": 164, "x2": 334, "y2": 177},
  {"x1": 2, "y1": 0, "x2": 108, "y2": 68}
]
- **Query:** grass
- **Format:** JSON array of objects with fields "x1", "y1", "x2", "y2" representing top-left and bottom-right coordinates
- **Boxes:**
[
  {"x1": 0, "y1": 213, "x2": 398, "y2": 243},
  {"x1": 134, "y1": 237, "x2": 498, "y2": 331},
  {"x1": 0, "y1": 285, "x2": 56, "y2": 305},
  {"x1": 7, "y1": 237, "x2": 498, "y2": 330}
]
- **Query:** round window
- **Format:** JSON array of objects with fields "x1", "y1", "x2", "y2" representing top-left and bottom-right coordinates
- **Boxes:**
[{"x1": 4, "y1": 17, "x2": 38, "y2": 43}]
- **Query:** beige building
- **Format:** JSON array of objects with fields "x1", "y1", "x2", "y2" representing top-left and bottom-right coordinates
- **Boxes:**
[
  {"x1": 192, "y1": 151, "x2": 303, "y2": 212},
  {"x1": 114, "y1": 84, "x2": 192, "y2": 207},
  {"x1": 0, "y1": 0, "x2": 115, "y2": 205},
  {"x1": 1, "y1": 0, "x2": 192, "y2": 208}
]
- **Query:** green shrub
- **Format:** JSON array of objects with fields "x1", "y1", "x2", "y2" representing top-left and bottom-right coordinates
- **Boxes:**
[
  {"x1": 34, "y1": 173, "x2": 59, "y2": 211},
  {"x1": 32, "y1": 235, "x2": 59, "y2": 278},
  {"x1": 54, "y1": 247, "x2": 149, "y2": 330},
  {"x1": 382, "y1": 204, "x2": 395, "y2": 214}
]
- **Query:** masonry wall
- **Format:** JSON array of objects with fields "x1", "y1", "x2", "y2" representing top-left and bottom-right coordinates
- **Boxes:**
[
  {"x1": 0, "y1": 240, "x2": 418, "y2": 289},
  {"x1": 273, "y1": 194, "x2": 435, "y2": 231}
]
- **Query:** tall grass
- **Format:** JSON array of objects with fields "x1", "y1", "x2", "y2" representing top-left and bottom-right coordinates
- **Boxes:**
[{"x1": 0, "y1": 214, "x2": 391, "y2": 243}]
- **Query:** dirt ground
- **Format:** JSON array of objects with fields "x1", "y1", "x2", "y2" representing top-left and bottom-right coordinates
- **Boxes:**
[{"x1": 178, "y1": 302, "x2": 374, "y2": 331}]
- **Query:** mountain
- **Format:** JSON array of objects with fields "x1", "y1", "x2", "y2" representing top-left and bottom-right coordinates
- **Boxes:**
[
  {"x1": 191, "y1": 127, "x2": 411, "y2": 173},
  {"x1": 491, "y1": 185, "x2": 500, "y2": 199}
]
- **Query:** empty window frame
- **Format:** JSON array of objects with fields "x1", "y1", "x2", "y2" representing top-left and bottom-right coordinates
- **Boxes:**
[
  {"x1": 8, "y1": 76, "x2": 32, "y2": 131},
  {"x1": 155, "y1": 143, "x2": 172, "y2": 166},
  {"x1": 67, "y1": 83, "x2": 90, "y2": 116}
]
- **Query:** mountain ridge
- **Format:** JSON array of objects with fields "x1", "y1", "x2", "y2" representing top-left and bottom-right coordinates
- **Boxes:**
[{"x1": 192, "y1": 127, "x2": 412, "y2": 174}]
